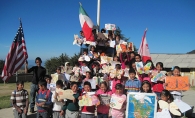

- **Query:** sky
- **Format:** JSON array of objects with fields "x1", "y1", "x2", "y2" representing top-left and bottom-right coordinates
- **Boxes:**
[{"x1": 0, "y1": 0, "x2": 195, "y2": 61}]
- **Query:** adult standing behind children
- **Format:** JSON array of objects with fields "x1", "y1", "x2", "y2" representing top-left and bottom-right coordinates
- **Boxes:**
[{"x1": 25, "y1": 57, "x2": 46, "y2": 113}]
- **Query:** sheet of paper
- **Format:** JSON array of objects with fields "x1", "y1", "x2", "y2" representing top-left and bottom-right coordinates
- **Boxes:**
[
  {"x1": 165, "y1": 76, "x2": 189, "y2": 90},
  {"x1": 110, "y1": 96, "x2": 125, "y2": 110},
  {"x1": 87, "y1": 79, "x2": 97, "y2": 89},
  {"x1": 156, "y1": 109, "x2": 171, "y2": 118},
  {"x1": 79, "y1": 94, "x2": 100, "y2": 106},
  {"x1": 99, "y1": 94, "x2": 111, "y2": 105},
  {"x1": 49, "y1": 83, "x2": 56, "y2": 91},
  {"x1": 124, "y1": 68, "x2": 129, "y2": 77},
  {"x1": 64, "y1": 73, "x2": 71, "y2": 81},
  {"x1": 174, "y1": 99, "x2": 191, "y2": 113},
  {"x1": 135, "y1": 62, "x2": 144, "y2": 74},
  {"x1": 158, "y1": 100, "x2": 169, "y2": 109},
  {"x1": 105, "y1": 24, "x2": 116, "y2": 30},
  {"x1": 84, "y1": 56, "x2": 90, "y2": 62},
  {"x1": 56, "y1": 88, "x2": 74, "y2": 100},
  {"x1": 110, "y1": 40, "x2": 115, "y2": 48},
  {"x1": 100, "y1": 56, "x2": 108, "y2": 64},
  {"x1": 51, "y1": 74, "x2": 58, "y2": 83},
  {"x1": 169, "y1": 102, "x2": 181, "y2": 116},
  {"x1": 73, "y1": 34, "x2": 81, "y2": 46}
]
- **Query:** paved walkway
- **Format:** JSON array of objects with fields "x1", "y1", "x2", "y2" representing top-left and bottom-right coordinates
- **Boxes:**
[{"x1": 0, "y1": 90, "x2": 194, "y2": 118}]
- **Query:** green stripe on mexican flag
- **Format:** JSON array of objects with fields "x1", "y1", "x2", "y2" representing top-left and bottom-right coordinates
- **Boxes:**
[{"x1": 79, "y1": 4, "x2": 94, "y2": 42}]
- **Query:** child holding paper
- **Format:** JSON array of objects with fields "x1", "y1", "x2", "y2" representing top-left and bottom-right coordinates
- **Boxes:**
[
  {"x1": 96, "y1": 81, "x2": 112, "y2": 118},
  {"x1": 80, "y1": 81, "x2": 96, "y2": 118},
  {"x1": 106, "y1": 34, "x2": 115, "y2": 57},
  {"x1": 152, "y1": 62, "x2": 165, "y2": 100},
  {"x1": 125, "y1": 69, "x2": 141, "y2": 93},
  {"x1": 52, "y1": 80, "x2": 66, "y2": 118},
  {"x1": 168, "y1": 66, "x2": 190, "y2": 100},
  {"x1": 110, "y1": 83, "x2": 126, "y2": 118},
  {"x1": 110, "y1": 64, "x2": 124, "y2": 93},
  {"x1": 83, "y1": 71, "x2": 97, "y2": 91},
  {"x1": 61, "y1": 82, "x2": 80, "y2": 118},
  {"x1": 158, "y1": 90, "x2": 182, "y2": 118}
]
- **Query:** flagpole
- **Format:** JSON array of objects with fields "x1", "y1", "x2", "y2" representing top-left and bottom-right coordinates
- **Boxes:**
[{"x1": 97, "y1": 0, "x2": 100, "y2": 32}]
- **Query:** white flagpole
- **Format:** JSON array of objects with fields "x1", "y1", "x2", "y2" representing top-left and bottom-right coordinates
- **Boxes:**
[{"x1": 97, "y1": 0, "x2": 101, "y2": 32}]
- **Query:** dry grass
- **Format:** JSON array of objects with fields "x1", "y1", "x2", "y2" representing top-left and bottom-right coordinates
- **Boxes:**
[{"x1": 0, "y1": 82, "x2": 31, "y2": 96}]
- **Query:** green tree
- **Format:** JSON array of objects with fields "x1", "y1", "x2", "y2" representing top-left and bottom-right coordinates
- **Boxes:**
[
  {"x1": 44, "y1": 53, "x2": 80, "y2": 74},
  {"x1": 0, "y1": 59, "x2": 5, "y2": 74},
  {"x1": 69, "y1": 53, "x2": 80, "y2": 66},
  {"x1": 115, "y1": 27, "x2": 138, "y2": 53}
]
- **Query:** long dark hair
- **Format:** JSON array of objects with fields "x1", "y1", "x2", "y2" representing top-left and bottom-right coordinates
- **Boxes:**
[
  {"x1": 140, "y1": 81, "x2": 152, "y2": 93},
  {"x1": 160, "y1": 90, "x2": 174, "y2": 102}
]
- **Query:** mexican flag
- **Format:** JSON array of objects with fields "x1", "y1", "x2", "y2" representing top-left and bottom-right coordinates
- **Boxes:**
[
  {"x1": 138, "y1": 29, "x2": 152, "y2": 63},
  {"x1": 79, "y1": 4, "x2": 94, "y2": 42}
]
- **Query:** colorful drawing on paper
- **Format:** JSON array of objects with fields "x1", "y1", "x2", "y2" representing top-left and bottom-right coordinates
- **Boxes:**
[
  {"x1": 79, "y1": 93, "x2": 100, "y2": 106},
  {"x1": 127, "y1": 42, "x2": 134, "y2": 52},
  {"x1": 135, "y1": 62, "x2": 144, "y2": 74},
  {"x1": 110, "y1": 96, "x2": 125, "y2": 110},
  {"x1": 56, "y1": 89, "x2": 74, "y2": 100},
  {"x1": 151, "y1": 70, "x2": 166, "y2": 83},
  {"x1": 126, "y1": 92, "x2": 157, "y2": 118},
  {"x1": 143, "y1": 62, "x2": 151, "y2": 74},
  {"x1": 165, "y1": 76, "x2": 189, "y2": 90},
  {"x1": 120, "y1": 44, "x2": 127, "y2": 52},
  {"x1": 105, "y1": 24, "x2": 116, "y2": 30}
]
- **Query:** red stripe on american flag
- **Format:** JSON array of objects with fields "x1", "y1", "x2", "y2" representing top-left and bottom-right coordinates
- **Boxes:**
[{"x1": 1, "y1": 31, "x2": 28, "y2": 81}]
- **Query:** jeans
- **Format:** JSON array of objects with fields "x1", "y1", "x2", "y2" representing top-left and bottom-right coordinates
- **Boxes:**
[
  {"x1": 30, "y1": 83, "x2": 39, "y2": 109},
  {"x1": 97, "y1": 113, "x2": 109, "y2": 118},
  {"x1": 37, "y1": 112, "x2": 48, "y2": 118},
  {"x1": 13, "y1": 109, "x2": 26, "y2": 118}
]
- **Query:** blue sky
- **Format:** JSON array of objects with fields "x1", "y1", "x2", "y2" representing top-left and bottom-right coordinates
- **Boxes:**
[{"x1": 0, "y1": 0, "x2": 195, "y2": 61}]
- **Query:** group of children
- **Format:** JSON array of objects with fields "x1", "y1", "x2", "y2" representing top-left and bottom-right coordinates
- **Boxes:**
[{"x1": 11, "y1": 49, "x2": 190, "y2": 118}]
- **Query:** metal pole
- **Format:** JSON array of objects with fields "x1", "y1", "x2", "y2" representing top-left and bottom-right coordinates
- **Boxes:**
[
  {"x1": 16, "y1": 71, "x2": 18, "y2": 82},
  {"x1": 97, "y1": 0, "x2": 101, "y2": 32}
]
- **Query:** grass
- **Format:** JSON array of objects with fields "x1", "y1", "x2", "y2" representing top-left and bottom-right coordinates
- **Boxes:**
[
  {"x1": 191, "y1": 86, "x2": 195, "y2": 90},
  {"x1": 0, "y1": 82, "x2": 31, "y2": 109}
]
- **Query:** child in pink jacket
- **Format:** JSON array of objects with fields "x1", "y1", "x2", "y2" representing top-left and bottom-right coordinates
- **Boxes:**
[
  {"x1": 96, "y1": 81, "x2": 112, "y2": 118},
  {"x1": 111, "y1": 83, "x2": 126, "y2": 118}
]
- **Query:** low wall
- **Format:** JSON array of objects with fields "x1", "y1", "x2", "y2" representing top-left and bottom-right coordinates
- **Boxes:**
[{"x1": 0, "y1": 74, "x2": 33, "y2": 83}]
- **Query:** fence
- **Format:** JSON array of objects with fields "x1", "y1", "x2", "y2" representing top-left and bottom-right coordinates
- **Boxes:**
[{"x1": 0, "y1": 74, "x2": 33, "y2": 83}]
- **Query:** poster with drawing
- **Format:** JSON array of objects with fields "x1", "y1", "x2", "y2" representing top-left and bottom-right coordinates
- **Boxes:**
[
  {"x1": 73, "y1": 34, "x2": 82, "y2": 46},
  {"x1": 79, "y1": 93, "x2": 100, "y2": 106},
  {"x1": 110, "y1": 96, "x2": 125, "y2": 110},
  {"x1": 51, "y1": 74, "x2": 64, "y2": 83},
  {"x1": 135, "y1": 62, "x2": 144, "y2": 74},
  {"x1": 98, "y1": 94, "x2": 111, "y2": 105},
  {"x1": 165, "y1": 76, "x2": 189, "y2": 90},
  {"x1": 105, "y1": 24, "x2": 116, "y2": 30},
  {"x1": 126, "y1": 92, "x2": 157, "y2": 118},
  {"x1": 151, "y1": 70, "x2": 166, "y2": 83},
  {"x1": 56, "y1": 88, "x2": 74, "y2": 100},
  {"x1": 127, "y1": 42, "x2": 134, "y2": 52}
]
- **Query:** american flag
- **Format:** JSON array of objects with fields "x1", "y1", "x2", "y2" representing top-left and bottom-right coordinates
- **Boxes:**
[{"x1": 1, "y1": 20, "x2": 28, "y2": 81}]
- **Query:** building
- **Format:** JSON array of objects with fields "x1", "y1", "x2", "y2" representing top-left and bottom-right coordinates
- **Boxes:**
[{"x1": 151, "y1": 54, "x2": 195, "y2": 86}]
